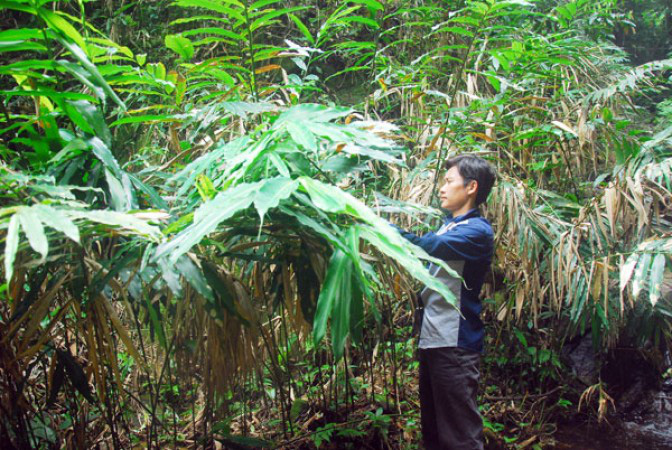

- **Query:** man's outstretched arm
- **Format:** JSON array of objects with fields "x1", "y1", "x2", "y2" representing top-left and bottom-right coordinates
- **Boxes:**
[{"x1": 392, "y1": 223, "x2": 492, "y2": 262}]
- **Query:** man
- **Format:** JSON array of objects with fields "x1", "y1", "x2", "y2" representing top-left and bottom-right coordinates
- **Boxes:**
[{"x1": 394, "y1": 155, "x2": 496, "y2": 450}]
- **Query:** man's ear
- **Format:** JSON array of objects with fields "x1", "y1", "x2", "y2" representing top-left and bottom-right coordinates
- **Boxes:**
[{"x1": 466, "y1": 179, "x2": 479, "y2": 197}]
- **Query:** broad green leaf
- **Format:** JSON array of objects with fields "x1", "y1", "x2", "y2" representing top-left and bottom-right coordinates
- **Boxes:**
[
  {"x1": 202, "y1": 261, "x2": 245, "y2": 321},
  {"x1": 165, "y1": 34, "x2": 194, "y2": 61},
  {"x1": 300, "y1": 177, "x2": 347, "y2": 212},
  {"x1": 39, "y1": 9, "x2": 87, "y2": 51},
  {"x1": 314, "y1": 225, "x2": 368, "y2": 359},
  {"x1": 250, "y1": 0, "x2": 283, "y2": 9},
  {"x1": 300, "y1": 177, "x2": 458, "y2": 307},
  {"x1": 331, "y1": 255, "x2": 355, "y2": 359},
  {"x1": 169, "y1": 137, "x2": 247, "y2": 197},
  {"x1": 154, "y1": 181, "x2": 261, "y2": 263},
  {"x1": 343, "y1": 226, "x2": 366, "y2": 346},
  {"x1": 66, "y1": 210, "x2": 162, "y2": 241},
  {"x1": 358, "y1": 224, "x2": 457, "y2": 308},
  {"x1": 127, "y1": 173, "x2": 168, "y2": 210},
  {"x1": 18, "y1": 207, "x2": 48, "y2": 260},
  {"x1": 33, "y1": 205, "x2": 80, "y2": 243},
  {"x1": 175, "y1": 255, "x2": 214, "y2": 301},
  {"x1": 158, "y1": 257, "x2": 183, "y2": 296},
  {"x1": 49, "y1": 138, "x2": 89, "y2": 165},
  {"x1": 313, "y1": 248, "x2": 351, "y2": 345},
  {"x1": 72, "y1": 101, "x2": 110, "y2": 143},
  {"x1": 279, "y1": 206, "x2": 348, "y2": 255},
  {"x1": 0, "y1": 41, "x2": 47, "y2": 53},
  {"x1": 170, "y1": 15, "x2": 230, "y2": 25},
  {"x1": 268, "y1": 152, "x2": 290, "y2": 177},
  {"x1": 220, "y1": 101, "x2": 277, "y2": 117},
  {"x1": 339, "y1": 143, "x2": 402, "y2": 164},
  {"x1": 253, "y1": 177, "x2": 299, "y2": 224},
  {"x1": 287, "y1": 122, "x2": 318, "y2": 153},
  {"x1": 105, "y1": 169, "x2": 130, "y2": 211},
  {"x1": 0, "y1": 28, "x2": 43, "y2": 41},
  {"x1": 89, "y1": 137, "x2": 122, "y2": 178},
  {"x1": 0, "y1": 89, "x2": 96, "y2": 102},
  {"x1": 556, "y1": 5, "x2": 573, "y2": 21},
  {"x1": 57, "y1": 38, "x2": 125, "y2": 109},
  {"x1": 56, "y1": 60, "x2": 110, "y2": 101},
  {"x1": 0, "y1": 1, "x2": 35, "y2": 14},
  {"x1": 4, "y1": 214, "x2": 20, "y2": 281}
]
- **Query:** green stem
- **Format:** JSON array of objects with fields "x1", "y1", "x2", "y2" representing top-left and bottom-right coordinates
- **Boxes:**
[{"x1": 244, "y1": 1, "x2": 259, "y2": 101}]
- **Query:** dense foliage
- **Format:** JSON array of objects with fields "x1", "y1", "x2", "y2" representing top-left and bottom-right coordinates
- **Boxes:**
[{"x1": 0, "y1": 0, "x2": 670, "y2": 448}]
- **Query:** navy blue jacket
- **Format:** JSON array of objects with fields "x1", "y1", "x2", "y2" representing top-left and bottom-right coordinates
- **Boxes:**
[{"x1": 395, "y1": 208, "x2": 493, "y2": 352}]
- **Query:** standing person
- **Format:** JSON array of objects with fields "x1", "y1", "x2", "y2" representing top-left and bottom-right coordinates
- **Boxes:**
[{"x1": 394, "y1": 155, "x2": 496, "y2": 450}]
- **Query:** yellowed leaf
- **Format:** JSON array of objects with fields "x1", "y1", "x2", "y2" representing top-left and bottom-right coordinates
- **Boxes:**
[
  {"x1": 552, "y1": 120, "x2": 578, "y2": 137},
  {"x1": 254, "y1": 64, "x2": 281, "y2": 74},
  {"x1": 471, "y1": 132, "x2": 495, "y2": 142}
]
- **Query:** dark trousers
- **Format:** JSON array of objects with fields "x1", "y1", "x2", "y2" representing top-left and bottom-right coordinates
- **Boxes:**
[{"x1": 418, "y1": 347, "x2": 483, "y2": 450}]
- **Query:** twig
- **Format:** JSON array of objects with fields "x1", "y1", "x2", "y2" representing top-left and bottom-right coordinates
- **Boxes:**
[{"x1": 482, "y1": 386, "x2": 563, "y2": 402}]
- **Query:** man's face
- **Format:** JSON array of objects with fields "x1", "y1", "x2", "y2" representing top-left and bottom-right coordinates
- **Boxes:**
[{"x1": 439, "y1": 166, "x2": 476, "y2": 213}]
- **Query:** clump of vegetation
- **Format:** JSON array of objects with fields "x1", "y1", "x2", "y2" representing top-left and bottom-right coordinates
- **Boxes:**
[{"x1": 0, "y1": 0, "x2": 670, "y2": 448}]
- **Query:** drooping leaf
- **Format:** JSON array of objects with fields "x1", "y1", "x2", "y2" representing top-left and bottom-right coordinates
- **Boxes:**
[
  {"x1": 66, "y1": 100, "x2": 111, "y2": 144},
  {"x1": 253, "y1": 177, "x2": 299, "y2": 224},
  {"x1": 632, "y1": 252, "x2": 652, "y2": 299},
  {"x1": 649, "y1": 254, "x2": 667, "y2": 306},
  {"x1": 175, "y1": 254, "x2": 214, "y2": 301},
  {"x1": 288, "y1": 13, "x2": 314, "y2": 44},
  {"x1": 299, "y1": 177, "x2": 459, "y2": 307},
  {"x1": 33, "y1": 205, "x2": 80, "y2": 243},
  {"x1": 154, "y1": 181, "x2": 261, "y2": 263},
  {"x1": 39, "y1": 9, "x2": 87, "y2": 51},
  {"x1": 46, "y1": 357, "x2": 65, "y2": 408},
  {"x1": 17, "y1": 207, "x2": 48, "y2": 261},
  {"x1": 57, "y1": 38, "x2": 125, "y2": 109},
  {"x1": 313, "y1": 248, "x2": 351, "y2": 345},
  {"x1": 56, "y1": 349, "x2": 95, "y2": 403}
]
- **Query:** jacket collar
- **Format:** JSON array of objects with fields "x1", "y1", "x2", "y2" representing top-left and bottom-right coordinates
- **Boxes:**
[{"x1": 445, "y1": 208, "x2": 480, "y2": 224}]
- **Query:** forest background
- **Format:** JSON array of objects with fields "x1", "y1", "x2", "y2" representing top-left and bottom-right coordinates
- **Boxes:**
[{"x1": 0, "y1": 0, "x2": 671, "y2": 448}]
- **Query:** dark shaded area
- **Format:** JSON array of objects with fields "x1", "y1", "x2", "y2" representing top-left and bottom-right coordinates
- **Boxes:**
[{"x1": 615, "y1": 0, "x2": 672, "y2": 64}]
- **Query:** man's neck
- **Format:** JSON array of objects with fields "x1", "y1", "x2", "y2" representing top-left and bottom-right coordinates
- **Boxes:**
[{"x1": 451, "y1": 203, "x2": 476, "y2": 218}]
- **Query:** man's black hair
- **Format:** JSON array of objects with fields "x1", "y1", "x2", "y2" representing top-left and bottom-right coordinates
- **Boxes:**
[{"x1": 445, "y1": 155, "x2": 496, "y2": 205}]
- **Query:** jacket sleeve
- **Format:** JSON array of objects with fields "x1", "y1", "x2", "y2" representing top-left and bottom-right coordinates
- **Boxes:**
[{"x1": 392, "y1": 223, "x2": 492, "y2": 262}]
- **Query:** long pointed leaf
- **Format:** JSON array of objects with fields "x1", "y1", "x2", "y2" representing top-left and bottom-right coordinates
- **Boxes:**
[{"x1": 4, "y1": 214, "x2": 20, "y2": 281}]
